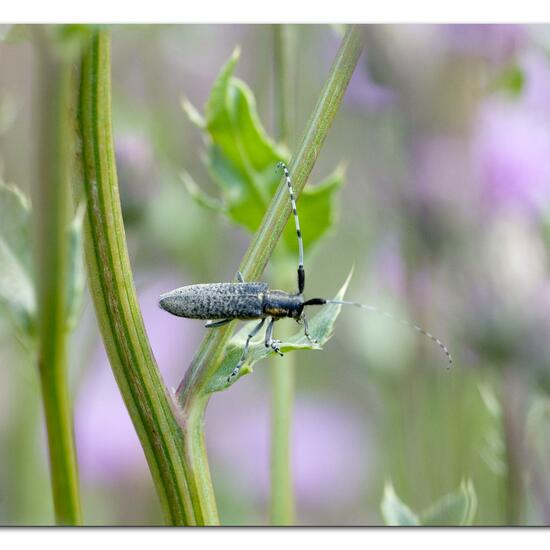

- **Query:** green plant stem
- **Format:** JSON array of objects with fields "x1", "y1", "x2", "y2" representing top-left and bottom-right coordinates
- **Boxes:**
[
  {"x1": 177, "y1": 25, "x2": 364, "y2": 519},
  {"x1": 502, "y1": 368, "x2": 526, "y2": 525},
  {"x1": 270, "y1": 273, "x2": 295, "y2": 525},
  {"x1": 270, "y1": 25, "x2": 297, "y2": 525},
  {"x1": 270, "y1": 356, "x2": 294, "y2": 523},
  {"x1": 77, "y1": 30, "x2": 206, "y2": 525},
  {"x1": 33, "y1": 29, "x2": 82, "y2": 526},
  {"x1": 273, "y1": 24, "x2": 296, "y2": 147}
]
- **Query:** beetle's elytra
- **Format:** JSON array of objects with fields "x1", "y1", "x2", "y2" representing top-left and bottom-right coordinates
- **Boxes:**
[
  {"x1": 160, "y1": 283, "x2": 271, "y2": 320},
  {"x1": 159, "y1": 162, "x2": 453, "y2": 383}
]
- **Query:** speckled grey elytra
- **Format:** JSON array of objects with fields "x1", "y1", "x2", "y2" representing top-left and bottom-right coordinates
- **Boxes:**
[{"x1": 159, "y1": 282, "x2": 269, "y2": 320}]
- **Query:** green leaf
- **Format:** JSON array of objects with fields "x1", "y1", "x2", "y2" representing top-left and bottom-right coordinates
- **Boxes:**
[
  {"x1": 0, "y1": 182, "x2": 35, "y2": 338},
  {"x1": 420, "y1": 479, "x2": 477, "y2": 526},
  {"x1": 493, "y1": 64, "x2": 525, "y2": 97},
  {"x1": 205, "y1": 270, "x2": 353, "y2": 394},
  {"x1": 182, "y1": 49, "x2": 343, "y2": 256},
  {"x1": 380, "y1": 483, "x2": 421, "y2": 526},
  {"x1": 0, "y1": 181, "x2": 86, "y2": 339}
]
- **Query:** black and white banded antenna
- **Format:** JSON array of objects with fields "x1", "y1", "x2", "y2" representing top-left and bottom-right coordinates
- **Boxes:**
[
  {"x1": 277, "y1": 161, "x2": 305, "y2": 295},
  {"x1": 304, "y1": 297, "x2": 453, "y2": 369}
]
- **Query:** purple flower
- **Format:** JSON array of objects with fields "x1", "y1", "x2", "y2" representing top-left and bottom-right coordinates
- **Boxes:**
[
  {"x1": 409, "y1": 135, "x2": 474, "y2": 207},
  {"x1": 76, "y1": 273, "x2": 200, "y2": 482},
  {"x1": 292, "y1": 400, "x2": 370, "y2": 507},
  {"x1": 397, "y1": 31, "x2": 550, "y2": 220},
  {"x1": 473, "y1": 99, "x2": 550, "y2": 215},
  {"x1": 371, "y1": 236, "x2": 406, "y2": 298},
  {"x1": 345, "y1": 52, "x2": 398, "y2": 111},
  {"x1": 519, "y1": 50, "x2": 550, "y2": 115},
  {"x1": 471, "y1": 45, "x2": 550, "y2": 217},
  {"x1": 405, "y1": 134, "x2": 479, "y2": 229},
  {"x1": 444, "y1": 24, "x2": 526, "y2": 64},
  {"x1": 206, "y1": 381, "x2": 370, "y2": 510},
  {"x1": 322, "y1": 31, "x2": 397, "y2": 112}
]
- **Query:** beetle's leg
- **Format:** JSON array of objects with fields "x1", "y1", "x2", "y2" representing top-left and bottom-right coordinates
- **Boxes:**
[
  {"x1": 227, "y1": 318, "x2": 266, "y2": 382},
  {"x1": 237, "y1": 271, "x2": 245, "y2": 283},
  {"x1": 301, "y1": 314, "x2": 318, "y2": 345},
  {"x1": 205, "y1": 319, "x2": 232, "y2": 329},
  {"x1": 265, "y1": 317, "x2": 284, "y2": 357},
  {"x1": 277, "y1": 162, "x2": 305, "y2": 295}
]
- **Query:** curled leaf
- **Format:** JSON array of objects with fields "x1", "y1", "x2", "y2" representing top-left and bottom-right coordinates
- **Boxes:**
[
  {"x1": 204, "y1": 270, "x2": 353, "y2": 393},
  {"x1": 380, "y1": 483, "x2": 420, "y2": 526},
  {"x1": 380, "y1": 479, "x2": 478, "y2": 526},
  {"x1": 420, "y1": 479, "x2": 477, "y2": 526}
]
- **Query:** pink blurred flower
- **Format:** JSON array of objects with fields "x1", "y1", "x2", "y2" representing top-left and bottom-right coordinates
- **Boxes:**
[
  {"x1": 473, "y1": 100, "x2": 550, "y2": 215},
  {"x1": 323, "y1": 32, "x2": 397, "y2": 112},
  {"x1": 472, "y1": 48, "x2": 550, "y2": 216},
  {"x1": 444, "y1": 24, "x2": 526, "y2": 64},
  {"x1": 206, "y1": 380, "x2": 370, "y2": 509},
  {"x1": 519, "y1": 50, "x2": 550, "y2": 115},
  {"x1": 371, "y1": 236, "x2": 406, "y2": 297},
  {"x1": 409, "y1": 134, "x2": 474, "y2": 209},
  {"x1": 345, "y1": 52, "x2": 398, "y2": 111}
]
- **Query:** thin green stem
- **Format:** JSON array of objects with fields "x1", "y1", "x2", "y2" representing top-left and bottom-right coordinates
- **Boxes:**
[
  {"x1": 270, "y1": 24, "x2": 297, "y2": 525},
  {"x1": 270, "y1": 276, "x2": 295, "y2": 524},
  {"x1": 77, "y1": 30, "x2": 204, "y2": 525},
  {"x1": 502, "y1": 368, "x2": 526, "y2": 525},
  {"x1": 177, "y1": 25, "x2": 364, "y2": 520},
  {"x1": 32, "y1": 28, "x2": 82, "y2": 526},
  {"x1": 273, "y1": 24, "x2": 296, "y2": 146}
]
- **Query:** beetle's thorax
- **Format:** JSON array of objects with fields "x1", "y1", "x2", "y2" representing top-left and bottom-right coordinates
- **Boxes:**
[{"x1": 263, "y1": 290, "x2": 304, "y2": 319}]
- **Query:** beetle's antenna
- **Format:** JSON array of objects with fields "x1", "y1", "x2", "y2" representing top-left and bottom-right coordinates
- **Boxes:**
[
  {"x1": 305, "y1": 298, "x2": 453, "y2": 369},
  {"x1": 277, "y1": 161, "x2": 305, "y2": 294}
]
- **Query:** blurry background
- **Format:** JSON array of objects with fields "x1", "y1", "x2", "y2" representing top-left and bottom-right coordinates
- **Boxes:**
[{"x1": 2, "y1": 24, "x2": 550, "y2": 525}]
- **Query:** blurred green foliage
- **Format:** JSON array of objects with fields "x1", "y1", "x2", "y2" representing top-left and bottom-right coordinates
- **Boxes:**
[
  {"x1": 0, "y1": 182, "x2": 84, "y2": 343},
  {"x1": 381, "y1": 479, "x2": 477, "y2": 526},
  {"x1": 0, "y1": 182, "x2": 35, "y2": 339},
  {"x1": 493, "y1": 64, "x2": 525, "y2": 96}
]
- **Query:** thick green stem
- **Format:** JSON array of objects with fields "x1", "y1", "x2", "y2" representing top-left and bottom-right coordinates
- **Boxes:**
[
  {"x1": 177, "y1": 25, "x2": 364, "y2": 520},
  {"x1": 33, "y1": 29, "x2": 82, "y2": 526},
  {"x1": 270, "y1": 25, "x2": 297, "y2": 525},
  {"x1": 77, "y1": 30, "x2": 204, "y2": 525}
]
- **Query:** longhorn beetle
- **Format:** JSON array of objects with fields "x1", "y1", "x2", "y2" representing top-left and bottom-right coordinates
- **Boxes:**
[{"x1": 159, "y1": 162, "x2": 453, "y2": 383}]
